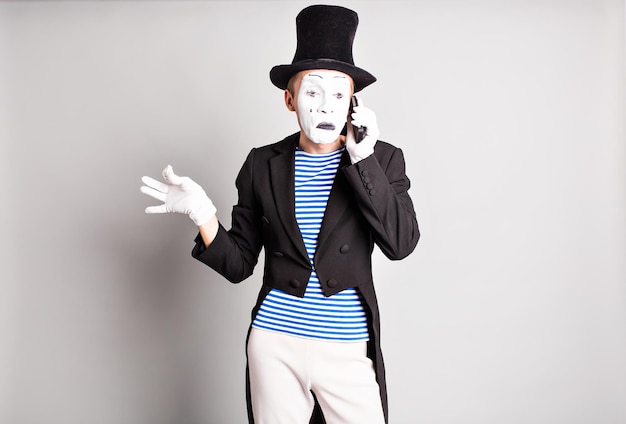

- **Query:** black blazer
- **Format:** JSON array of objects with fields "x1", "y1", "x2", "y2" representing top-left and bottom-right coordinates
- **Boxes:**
[{"x1": 192, "y1": 132, "x2": 419, "y2": 423}]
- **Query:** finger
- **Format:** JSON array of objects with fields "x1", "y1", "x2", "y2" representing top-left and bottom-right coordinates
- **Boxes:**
[
  {"x1": 351, "y1": 117, "x2": 368, "y2": 129},
  {"x1": 162, "y1": 165, "x2": 185, "y2": 186},
  {"x1": 351, "y1": 109, "x2": 375, "y2": 129},
  {"x1": 144, "y1": 204, "x2": 168, "y2": 214},
  {"x1": 141, "y1": 176, "x2": 169, "y2": 193},
  {"x1": 140, "y1": 185, "x2": 167, "y2": 202}
]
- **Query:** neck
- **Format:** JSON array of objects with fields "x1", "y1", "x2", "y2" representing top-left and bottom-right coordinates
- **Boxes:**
[{"x1": 298, "y1": 133, "x2": 344, "y2": 154}]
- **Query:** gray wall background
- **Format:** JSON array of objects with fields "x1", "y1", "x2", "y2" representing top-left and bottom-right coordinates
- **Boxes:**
[{"x1": 1, "y1": 0, "x2": 625, "y2": 423}]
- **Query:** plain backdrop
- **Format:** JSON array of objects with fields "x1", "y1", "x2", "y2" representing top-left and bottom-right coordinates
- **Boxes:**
[{"x1": 1, "y1": 1, "x2": 625, "y2": 423}]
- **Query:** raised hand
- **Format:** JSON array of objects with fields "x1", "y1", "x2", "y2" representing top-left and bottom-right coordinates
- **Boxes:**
[{"x1": 140, "y1": 165, "x2": 216, "y2": 227}]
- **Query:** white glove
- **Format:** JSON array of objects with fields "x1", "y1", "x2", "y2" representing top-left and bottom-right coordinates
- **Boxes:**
[
  {"x1": 345, "y1": 97, "x2": 380, "y2": 163},
  {"x1": 140, "y1": 165, "x2": 216, "y2": 226}
]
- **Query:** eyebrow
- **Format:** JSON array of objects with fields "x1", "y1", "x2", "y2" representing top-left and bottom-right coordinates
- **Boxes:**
[{"x1": 305, "y1": 73, "x2": 346, "y2": 80}]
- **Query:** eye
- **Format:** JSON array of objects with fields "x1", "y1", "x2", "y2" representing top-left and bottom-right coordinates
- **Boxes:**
[
  {"x1": 335, "y1": 93, "x2": 344, "y2": 99},
  {"x1": 306, "y1": 90, "x2": 319, "y2": 97}
]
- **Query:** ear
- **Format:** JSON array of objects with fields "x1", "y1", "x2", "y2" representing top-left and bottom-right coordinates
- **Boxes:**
[{"x1": 284, "y1": 90, "x2": 296, "y2": 112}]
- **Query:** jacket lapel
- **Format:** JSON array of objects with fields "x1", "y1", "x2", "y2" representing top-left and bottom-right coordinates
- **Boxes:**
[{"x1": 269, "y1": 134, "x2": 310, "y2": 263}]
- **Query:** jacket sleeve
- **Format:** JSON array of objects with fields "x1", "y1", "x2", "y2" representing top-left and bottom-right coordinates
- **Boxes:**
[
  {"x1": 342, "y1": 144, "x2": 419, "y2": 260},
  {"x1": 191, "y1": 148, "x2": 263, "y2": 283}
]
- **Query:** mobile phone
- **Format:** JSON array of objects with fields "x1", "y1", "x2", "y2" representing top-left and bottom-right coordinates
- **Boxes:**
[{"x1": 350, "y1": 96, "x2": 366, "y2": 143}]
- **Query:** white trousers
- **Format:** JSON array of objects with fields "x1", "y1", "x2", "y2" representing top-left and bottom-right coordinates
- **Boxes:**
[{"x1": 247, "y1": 328, "x2": 386, "y2": 424}]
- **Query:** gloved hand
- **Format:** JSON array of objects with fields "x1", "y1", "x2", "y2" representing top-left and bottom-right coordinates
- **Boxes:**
[
  {"x1": 140, "y1": 165, "x2": 216, "y2": 227},
  {"x1": 345, "y1": 97, "x2": 380, "y2": 163}
]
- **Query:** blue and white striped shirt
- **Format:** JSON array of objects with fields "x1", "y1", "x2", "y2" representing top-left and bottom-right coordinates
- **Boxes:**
[{"x1": 251, "y1": 147, "x2": 369, "y2": 342}]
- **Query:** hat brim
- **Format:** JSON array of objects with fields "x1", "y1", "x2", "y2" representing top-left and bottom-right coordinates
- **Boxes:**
[{"x1": 270, "y1": 58, "x2": 376, "y2": 93}]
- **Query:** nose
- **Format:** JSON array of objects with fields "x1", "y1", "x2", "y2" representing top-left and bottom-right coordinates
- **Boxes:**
[{"x1": 317, "y1": 95, "x2": 332, "y2": 114}]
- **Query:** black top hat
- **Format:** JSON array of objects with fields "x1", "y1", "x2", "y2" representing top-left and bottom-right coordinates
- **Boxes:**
[{"x1": 270, "y1": 5, "x2": 376, "y2": 93}]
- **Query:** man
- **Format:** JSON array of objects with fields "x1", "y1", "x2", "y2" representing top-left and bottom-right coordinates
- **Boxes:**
[{"x1": 141, "y1": 5, "x2": 419, "y2": 423}]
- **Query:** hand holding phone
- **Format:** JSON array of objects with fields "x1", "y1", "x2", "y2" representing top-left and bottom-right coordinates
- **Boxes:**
[{"x1": 345, "y1": 96, "x2": 379, "y2": 163}]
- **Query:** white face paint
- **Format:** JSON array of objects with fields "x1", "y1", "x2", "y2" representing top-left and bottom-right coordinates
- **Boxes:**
[{"x1": 295, "y1": 70, "x2": 353, "y2": 145}]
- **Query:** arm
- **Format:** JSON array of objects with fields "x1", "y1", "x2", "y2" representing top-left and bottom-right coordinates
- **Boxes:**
[
  {"x1": 344, "y1": 146, "x2": 419, "y2": 260},
  {"x1": 191, "y1": 148, "x2": 264, "y2": 283},
  {"x1": 140, "y1": 156, "x2": 263, "y2": 283},
  {"x1": 344, "y1": 98, "x2": 419, "y2": 259}
]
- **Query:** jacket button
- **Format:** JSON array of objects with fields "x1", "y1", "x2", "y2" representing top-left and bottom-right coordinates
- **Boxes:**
[
  {"x1": 327, "y1": 279, "x2": 338, "y2": 288},
  {"x1": 369, "y1": 189, "x2": 377, "y2": 196},
  {"x1": 261, "y1": 216, "x2": 270, "y2": 224},
  {"x1": 289, "y1": 279, "x2": 301, "y2": 288},
  {"x1": 361, "y1": 170, "x2": 370, "y2": 177},
  {"x1": 272, "y1": 251, "x2": 284, "y2": 257},
  {"x1": 366, "y1": 183, "x2": 374, "y2": 189},
  {"x1": 339, "y1": 244, "x2": 350, "y2": 254}
]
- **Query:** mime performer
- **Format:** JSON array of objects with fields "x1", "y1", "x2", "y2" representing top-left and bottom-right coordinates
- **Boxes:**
[{"x1": 141, "y1": 5, "x2": 420, "y2": 423}]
